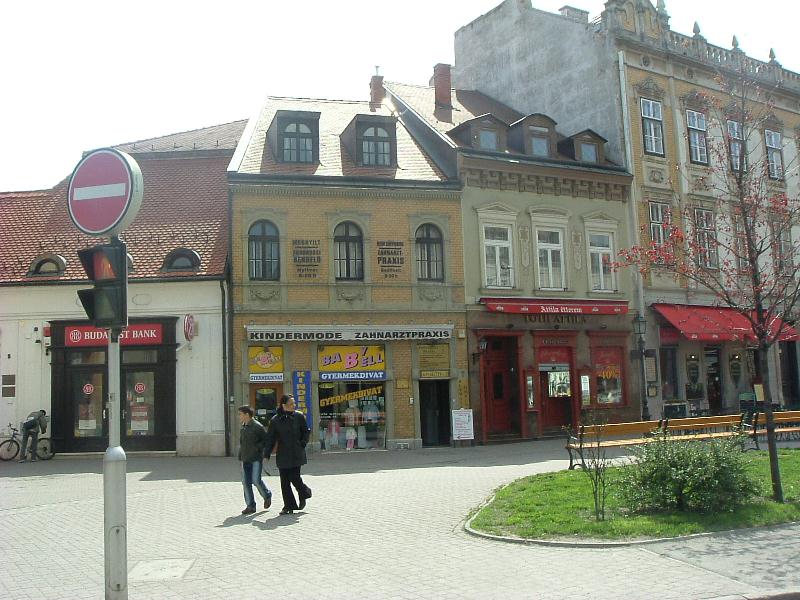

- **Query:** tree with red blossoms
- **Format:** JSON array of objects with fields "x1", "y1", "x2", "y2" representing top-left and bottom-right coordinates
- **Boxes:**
[{"x1": 616, "y1": 59, "x2": 800, "y2": 502}]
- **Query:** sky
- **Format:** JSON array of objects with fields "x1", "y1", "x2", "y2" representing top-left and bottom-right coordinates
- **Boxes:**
[{"x1": 1, "y1": 0, "x2": 798, "y2": 192}]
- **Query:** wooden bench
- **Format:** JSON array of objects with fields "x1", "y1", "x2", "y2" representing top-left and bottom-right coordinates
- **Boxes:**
[
  {"x1": 749, "y1": 410, "x2": 800, "y2": 450},
  {"x1": 662, "y1": 414, "x2": 745, "y2": 442},
  {"x1": 566, "y1": 420, "x2": 662, "y2": 470}
]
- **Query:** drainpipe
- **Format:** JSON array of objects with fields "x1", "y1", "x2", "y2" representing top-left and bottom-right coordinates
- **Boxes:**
[{"x1": 220, "y1": 277, "x2": 230, "y2": 457}]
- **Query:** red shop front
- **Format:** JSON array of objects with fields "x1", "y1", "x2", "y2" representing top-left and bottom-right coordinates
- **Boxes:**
[{"x1": 49, "y1": 318, "x2": 177, "y2": 452}]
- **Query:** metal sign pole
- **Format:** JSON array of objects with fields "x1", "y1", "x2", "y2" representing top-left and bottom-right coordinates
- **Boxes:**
[{"x1": 104, "y1": 326, "x2": 128, "y2": 598}]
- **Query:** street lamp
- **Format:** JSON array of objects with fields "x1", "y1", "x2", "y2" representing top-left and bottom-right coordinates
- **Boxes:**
[{"x1": 632, "y1": 311, "x2": 650, "y2": 421}]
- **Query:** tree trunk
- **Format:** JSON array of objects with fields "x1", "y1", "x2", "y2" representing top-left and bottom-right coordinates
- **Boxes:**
[{"x1": 757, "y1": 345, "x2": 784, "y2": 503}]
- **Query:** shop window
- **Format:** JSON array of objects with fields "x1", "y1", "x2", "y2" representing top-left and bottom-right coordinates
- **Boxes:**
[
  {"x1": 248, "y1": 220, "x2": 280, "y2": 281},
  {"x1": 415, "y1": 223, "x2": 444, "y2": 281},
  {"x1": 641, "y1": 98, "x2": 664, "y2": 156},
  {"x1": 727, "y1": 120, "x2": 746, "y2": 172},
  {"x1": 122, "y1": 349, "x2": 158, "y2": 364},
  {"x1": 333, "y1": 221, "x2": 364, "y2": 281},
  {"x1": 69, "y1": 351, "x2": 106, "y2": 365},
  {"x1": 588, "y1": 232, "x2": 615, "y2": 291},
  {"x1": 592, "y1": 347, "x2": 624, "y2": 405},
  {"x1": 125, "y1": 371, "x2": 155, "y2": 437},
  {"x1": 163, "y1": 248, "x2": 200, "y2": 271},
  {"x1": 686, "y1": 109, "x2": 708, "y2": 164},
  {"x1": 483, "y1": 224, "x2": 514, "y2": 288},
  {"x1": 765, "y1": 129, "x2": 783, "y2": 179},
  {"x1": 318, "y1": 382, "x2": 385, "y2": 450},
  {"x1": 659, "y1": 347, "x2": 678, "y2": 401}
]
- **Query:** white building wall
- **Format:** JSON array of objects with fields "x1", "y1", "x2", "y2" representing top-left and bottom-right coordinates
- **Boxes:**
[{"x1": 0, "y1": 279, "x2": 226, "y2": 455}]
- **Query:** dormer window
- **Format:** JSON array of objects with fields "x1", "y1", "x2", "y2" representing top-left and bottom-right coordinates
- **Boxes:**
[
  {"x1": 28, "y1": 254, "x2": 66, "y2": 277},
  {"x1": 163, "y1": 248, "x2": 200, "y2": 272},
  {"x1": 479, "y1": 129, "x2": 498, "y2": 151},
  {"x1": 362, "y1": 126, "x2": 391, "y2": 166},
  {"x1": 579, "y1": 142, "x2": 598, "y2": 163},
  {"x1": 529, "y1": 126, "x2": 550, "y2": 157},
  {"x1": 282, "y1": 122, "x2": 314, "y2": 163}
]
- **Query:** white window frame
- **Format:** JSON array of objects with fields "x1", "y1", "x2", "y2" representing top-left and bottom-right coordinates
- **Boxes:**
[
  {"x1": 641, "y1": 98, "x2": 664, "y2": 156},
  {"x1": 535, "y1": 227, "x2": 566, "y2": 290},
  {"x1": 584, "y1": 220, "x2": 617, "y2": 293},
  {"x1": 765, "y1": 129, "x2": 784, "y2": 180},
  {"x1": 694, "y1": 208, "x2": 718, "y2": 269},
  {"x1": 649, "y1": 202, "x2": 670, "y2": 247},
  {"x1": 727, "y1": 120, "x2": 745, "y2": 172},
  {"x1": 482, "y1": 223, "x2": 515, "y2": 288},
  {"x1": 686, "y1": 109, "x2": 708, "y2": 164}
]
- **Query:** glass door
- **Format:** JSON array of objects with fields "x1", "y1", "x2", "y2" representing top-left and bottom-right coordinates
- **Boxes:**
[
  {"x1": 124, "y1": 371, "x2": 156, "y2": 440},
  {"x1": 68, "y1": 369, "x2": 107, "y2": 451}
]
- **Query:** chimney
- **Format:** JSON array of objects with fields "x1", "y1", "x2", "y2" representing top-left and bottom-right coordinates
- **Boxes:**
[
  {"x1": 370, "y1": 72, "x2": 385, "y2": 109},
  {"x1": 431, "y1": 63, "x2": 452, "y2": 109},
  {"x1": 558, "y1": 5, "x2": 589, "y2": 23}
]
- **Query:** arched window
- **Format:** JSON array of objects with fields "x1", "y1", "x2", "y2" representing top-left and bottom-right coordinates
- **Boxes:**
[
  {"x1": 334, "y1": 221, "x2": 364, "y2": 281},
  {"x1": 249, "y1": 220, "x2": 280, "y2": 281},
  {"x1": 415, "y1": 224, "x2": 444, "y2": 281},
  {"x1": 28, "y1": 254, "x2": 66, "y2": 277},
  {"x1": 283, "y1": 122, "x2": 314, "y2": 163},
  {"x1": 362, "y1": 126, "x2": 391, "y2": 166},
  {"x1": 163, "y1": 248, "x2": 200, "y2": 271}
]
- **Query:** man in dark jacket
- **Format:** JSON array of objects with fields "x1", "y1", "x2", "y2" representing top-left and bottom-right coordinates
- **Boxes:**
[
  {"x1": 237, "y1": 406, "x2": 272, "y2": 514},
  {"x1": 264, "y1": 395, "x2": 312, "y2": 514},
  {"x1": 19, "y1": 409, "x2": 47, "y2": 463}
]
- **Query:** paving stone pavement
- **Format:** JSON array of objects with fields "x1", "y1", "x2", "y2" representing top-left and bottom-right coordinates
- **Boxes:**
[{"x1": 1, "y1": 439, "x2": 799, "y2": 600}]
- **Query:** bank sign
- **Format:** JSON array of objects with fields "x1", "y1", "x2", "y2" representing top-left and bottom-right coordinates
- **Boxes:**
[
  {"x1": 248, "y1": 324, "x2": 452, "y2": 343},
  {"x1": 318, "y1": 345, "x2": 386, "y2": 381},
  {"x1": 66, "y1": 324, "x2": 163, "y2": 347}
]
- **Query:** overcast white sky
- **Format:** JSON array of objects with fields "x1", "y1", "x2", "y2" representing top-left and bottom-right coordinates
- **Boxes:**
[{"x1": 1, "y1": 0, "x2": 798, "y2": 192}]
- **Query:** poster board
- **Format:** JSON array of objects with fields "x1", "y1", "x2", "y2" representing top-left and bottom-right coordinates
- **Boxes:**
[{"x1": 452, "y1": 409, "x2": 474, "y2": 441}]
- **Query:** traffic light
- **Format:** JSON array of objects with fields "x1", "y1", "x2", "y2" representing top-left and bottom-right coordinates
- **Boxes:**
[{"x1": 77, "y1": 241, "x2": 128, "y2": 328}]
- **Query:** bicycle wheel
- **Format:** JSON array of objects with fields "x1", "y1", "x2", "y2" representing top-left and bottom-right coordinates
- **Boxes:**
[
  {"x1": 36, "y1": 438, "x2": 55, "y2": 460},
  {"x1": 0, "y1": 439, "x2": 20, "y2": 461}
]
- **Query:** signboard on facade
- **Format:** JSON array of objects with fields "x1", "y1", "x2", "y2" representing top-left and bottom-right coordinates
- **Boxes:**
[
  {"x1": 292, "y1": 239, "x2": 321, "y2": 279},
  {"x1": 377, "y1": 240, "x2": 404, "y2": 279},
  {"x1": 248, "y1": 324, "x2": 453, "y2": 342},
  {"x1": 66, "y1": 324, "x2": 163, "y2": 347},
  {"x1": 452, "y1": 409, "x2": 474, "y2": 441},
  {"x1": 419, "y1": 343, "x2": 450, "y2": 379},
  {"x1": 248, "y1": 346, "x2": 284, "y2": 382},
  {"x1": 292, "y1": 370, "x2": 313, "y2": 428},
  {"x1": 318, "y1": 345, "x2": 386, "y2": 381}
]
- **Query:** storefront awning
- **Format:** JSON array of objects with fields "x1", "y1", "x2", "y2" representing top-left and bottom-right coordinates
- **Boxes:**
[
  {"x1": 480, "y1": 298, "x2": 629, "y2": 315},
  {"x1": 652, "y1": 304, "x2": 798, "y2": 343}
]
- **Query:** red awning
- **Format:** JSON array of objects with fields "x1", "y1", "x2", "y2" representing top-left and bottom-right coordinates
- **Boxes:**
[
  {"x1": 652, "y1": 304, "x2": 798, "y2": 343},
  {"x1": 480, "y1": 298, "x2": 629, "y2": 315}
]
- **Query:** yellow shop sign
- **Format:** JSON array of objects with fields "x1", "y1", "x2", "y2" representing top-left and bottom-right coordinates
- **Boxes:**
[
  {"x1": 249, "y1": 346, "x2": 284, "y2": 373},
  {"x1": 319, "y1": 345, "x2": 385, "y2": 372}
]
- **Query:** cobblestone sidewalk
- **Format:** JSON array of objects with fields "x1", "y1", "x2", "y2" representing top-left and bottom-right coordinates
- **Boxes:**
[{"x1": 1, "y1": 440, "x2": 798, "y2": 599}]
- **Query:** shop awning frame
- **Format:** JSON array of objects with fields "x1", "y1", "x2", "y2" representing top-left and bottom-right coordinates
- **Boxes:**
[{"x1": 652, "y1": 303, "x2": 798, "y2": 343}]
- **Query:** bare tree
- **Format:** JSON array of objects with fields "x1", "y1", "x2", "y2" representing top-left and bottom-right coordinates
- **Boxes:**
[{"x1": 617, "y1": 59, "x2": 800, "y2": 502}]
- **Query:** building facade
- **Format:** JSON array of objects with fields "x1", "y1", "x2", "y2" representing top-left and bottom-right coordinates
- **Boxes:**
[
  {"x1": 387, "y1": 72, "x2": 635, "y2": 442},
  {"x1": 0, "y1": 122, "x2": 244, "y2": 455},
  {"x1": 227, "y1": 92, "x2": 467, "y2": 452},
  {"x1": 452, "y1": 0, "x2": 800, "y2": 418}
]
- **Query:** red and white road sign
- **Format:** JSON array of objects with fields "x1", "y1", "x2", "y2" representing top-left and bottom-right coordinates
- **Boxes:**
[
  {"x1": 83, "y1": 383, "x2": 95, "y2": 395},
  {"x1": 67, "y1": 148, "x2": 143, "y2": 236},
  {"x1": 134, "y1": 382, "x2": 146, "y2": 394},
  {"x1": 183, "y1": 314, "x2": 197, "y2": 341}
]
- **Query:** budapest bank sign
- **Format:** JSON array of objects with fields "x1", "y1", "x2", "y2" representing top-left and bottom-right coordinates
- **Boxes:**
[{"x1": 66, "y1": 324, "x2": 163, "y2": 347}]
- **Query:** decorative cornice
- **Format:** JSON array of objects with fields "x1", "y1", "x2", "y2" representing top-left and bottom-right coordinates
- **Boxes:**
[
  {"x1": 679, "y1": 89, "x2": 710, "y2": 110},
  {"x1": 634, "y1": 77, "x2": 666, "y2": 100},
  {"x1": 464, "y1": 167, "x2": 629, "y2": 202},
  {"x1": 230, "y1": 183, "x2": 460, "y2": 201}
]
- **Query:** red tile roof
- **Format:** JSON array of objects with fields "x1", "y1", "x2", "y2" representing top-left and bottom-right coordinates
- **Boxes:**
[
  {"x1": 114, "y1": 120, "x2": 246, "y2": 154},
  {"x1": 234, "y1": 97, "x2": 447, "y2": 182},
  {"x1": 0, "y1": 153, "x2": 235, "y2": 285}
]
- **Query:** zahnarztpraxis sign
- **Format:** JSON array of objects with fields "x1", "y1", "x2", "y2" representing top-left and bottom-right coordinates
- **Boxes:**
[{"x1": 247, "y1": 324, "x2": 453, "y2": 343}]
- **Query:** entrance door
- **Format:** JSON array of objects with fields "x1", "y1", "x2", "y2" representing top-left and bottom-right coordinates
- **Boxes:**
[
  {"x1": 705, "y1": 348, "x2": 722, "y2": 414},
  {"x1": 123, "y1": 370, "x2": 157, "y2": 448},
  {"x1": 485, "y1": 361, "x2": 513, "y2": 433},
  {"x1": 66, "y1": 368, "x2": 107, "y2": 452},
  {"x1": 540, "y1": 367, "x2": 573, "y2": 432},
  {"x1": 420, "y1": 380, "x2": 451, "y2": 446},
  {"x1": 250, "y1": 384, "x2": 283, "y2": 427}
]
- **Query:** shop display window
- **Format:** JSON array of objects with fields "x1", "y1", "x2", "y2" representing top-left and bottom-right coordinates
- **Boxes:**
[
  {"x1": 125, "y1": 371, "x2": 155, "y2": 436},
  {"x1": 592, "y1": 347, "x2": 624, "y2": 405},
  {"x1": 69, "y1": 351, "x2": 106, "y2": 365},
  {"x1": 318, "y1": 382, "x2": 385, "y2": 450}
]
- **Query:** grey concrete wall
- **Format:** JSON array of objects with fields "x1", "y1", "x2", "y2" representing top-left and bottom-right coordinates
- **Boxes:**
[{"x1": 453, "y1": 0, "x2": 625, "y2": 165}]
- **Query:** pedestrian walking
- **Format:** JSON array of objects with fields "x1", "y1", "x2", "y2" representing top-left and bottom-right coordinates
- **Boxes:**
[
  {"x1": 18, "y1": 409, "x2": 47, "y2": 463},
  {"x1": 264, "y1": 395, "x2": 312, "y2": 515},
  {"x1": 237, "y1": 406, "x2": 272, "y2": 515}
]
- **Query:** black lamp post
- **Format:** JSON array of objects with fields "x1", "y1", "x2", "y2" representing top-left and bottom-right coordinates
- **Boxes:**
[{"x1": 633, "y1": 311, "x2": 650, "y2": 421}]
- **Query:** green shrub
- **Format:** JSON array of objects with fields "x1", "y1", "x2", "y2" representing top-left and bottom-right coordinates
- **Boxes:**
[{"x1": 617, "y1": 432, "x2": 761, "y2": 513}]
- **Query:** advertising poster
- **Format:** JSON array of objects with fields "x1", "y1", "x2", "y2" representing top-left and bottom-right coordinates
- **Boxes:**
[{"x1": 292, "y1": 370, "x2": 313, "y2": 429}]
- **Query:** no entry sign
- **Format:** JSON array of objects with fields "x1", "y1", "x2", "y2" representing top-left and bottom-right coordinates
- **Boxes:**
[{"x1": 67, "y1": 148, "x2": 143, "y2": 236}]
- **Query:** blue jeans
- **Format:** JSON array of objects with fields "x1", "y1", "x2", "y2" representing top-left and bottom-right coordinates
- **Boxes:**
[
  {"x1": 241, "y1": 460, "x2": 271, "y2": 509},
  {"x1": 20, "y1": 428, "x2": 38, "y2": 460}
]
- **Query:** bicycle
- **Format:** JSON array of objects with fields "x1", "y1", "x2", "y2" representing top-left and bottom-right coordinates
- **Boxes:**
[{"x1": 0, "y1": 423, "x2": 55, "y2": 461}]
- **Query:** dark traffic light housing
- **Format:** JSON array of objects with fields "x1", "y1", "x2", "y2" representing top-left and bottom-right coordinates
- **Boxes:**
[{"x1": 77, "y1": 239, "x2": 128, "y2": 328}]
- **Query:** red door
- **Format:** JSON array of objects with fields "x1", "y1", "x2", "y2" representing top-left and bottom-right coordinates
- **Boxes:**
[
  {"x1": 485, "y1": 360, "x2": 512, "y2": 433},
  {"x1": 540, "y1": 369, "x2": 573, "y2": 430}
]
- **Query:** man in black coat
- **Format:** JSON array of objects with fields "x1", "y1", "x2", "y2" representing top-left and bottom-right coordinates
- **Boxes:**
[
  {"x1": 264, "y1": 395, "x2": 312, "y2": 514},
  {"x1": 237, "y1": 406, "x2": 273, "y2": 514}
]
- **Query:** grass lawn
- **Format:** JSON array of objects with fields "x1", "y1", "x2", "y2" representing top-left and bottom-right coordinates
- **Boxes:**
[{"x1": 469, "y1": 448, "x2": 800, "y2": 541}]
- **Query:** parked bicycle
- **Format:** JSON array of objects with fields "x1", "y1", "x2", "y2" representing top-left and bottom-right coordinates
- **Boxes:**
[{"x1": 0, "y1": 423, "x2": 55, "y2": 461}]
